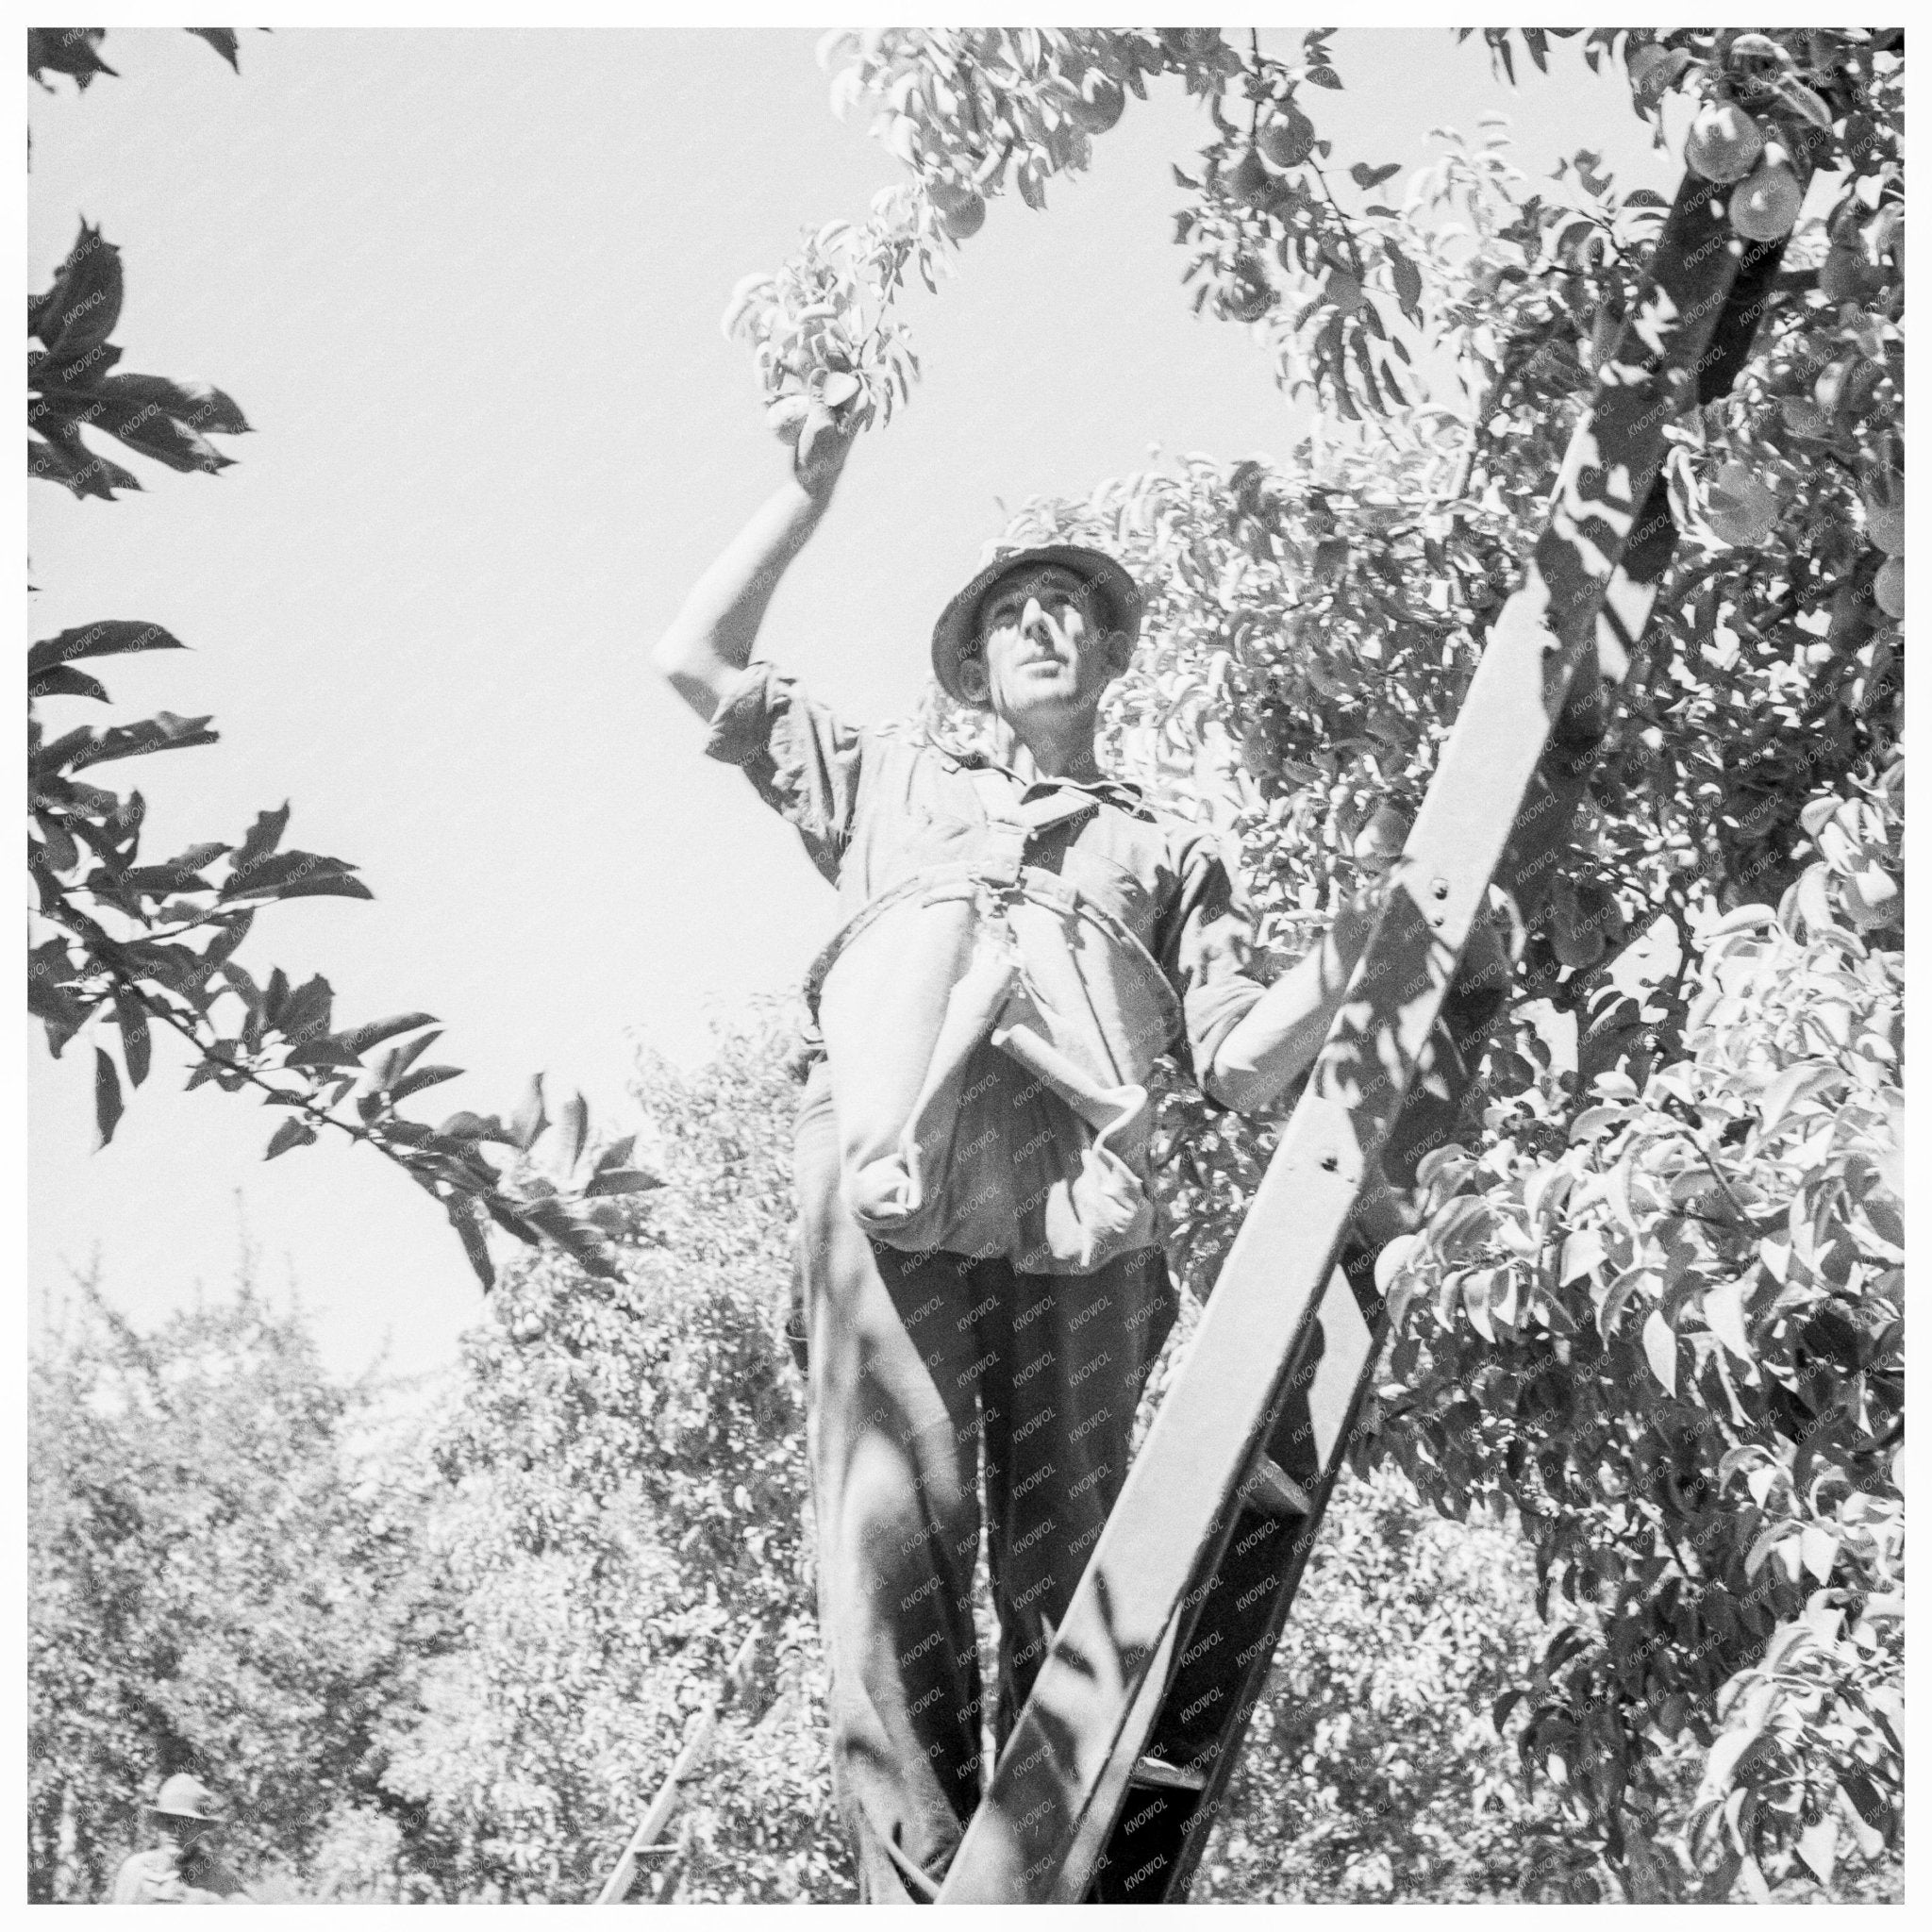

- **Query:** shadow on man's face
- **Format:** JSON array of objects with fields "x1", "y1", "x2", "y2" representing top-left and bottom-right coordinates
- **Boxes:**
[{"x1": 155, "y1": 1814, "x2": 214, "y2": 1855}]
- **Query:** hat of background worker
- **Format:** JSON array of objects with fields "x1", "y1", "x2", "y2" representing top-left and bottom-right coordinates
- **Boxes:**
[
  {"x1": 931, "y1": 543, "x2": 1144, "y2": 709},
  {"x1": 149, "y1": 1774, "x2": 222, "y2": 1824}
]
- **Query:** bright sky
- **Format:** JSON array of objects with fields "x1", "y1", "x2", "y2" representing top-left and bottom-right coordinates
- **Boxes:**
[{"x1": 28, "y1": 27, "x2": 1675, "y2": 1377}]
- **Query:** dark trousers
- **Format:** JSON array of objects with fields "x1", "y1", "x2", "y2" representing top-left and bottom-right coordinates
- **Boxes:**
[{"x1": 793, "y1": 1063, "x2": 1174, "y2": 1901}]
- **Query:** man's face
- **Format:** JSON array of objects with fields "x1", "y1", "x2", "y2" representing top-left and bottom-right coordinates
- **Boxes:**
[
  {"x1": 960, "y1": 565, "x2": 1128, "y2": 723},
  {"x1": 157, "y1": 1814, "x2": 210, "y2": 1855}
]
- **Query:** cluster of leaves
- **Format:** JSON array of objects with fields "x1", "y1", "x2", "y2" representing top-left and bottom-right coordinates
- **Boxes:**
[
  {"x1": 725, "y1": 25, "x2": 1411, "y2": 427},
  {"x1": 27, "y1": 72, "x2": 649, "y2": 1292},
  {"x1": 1180, "y1": 29, "x2": 1901, "y2": 427},
  {"x1": 27, "y1": 641, "x2": 656, "y2": 1285},
  {"x1": 29, "y1": 222, "x2": 249, "y2": 500},
  {"x1": 1345, "y1": 114, "x2": 1902, "y2": 937},
  {"x1": 822, "y1": 26, "x2": 1223, "y2": 214},
  {"x1": 26, "y1": 25, "x2": 243, "y2": 94},
  {"x1": 724, "y1": 28, "x2": 1243, "y2": 453},
  {"x1": 1372, "y1": 756, "x2": 1902, "y2": 1899},
  {"x1": 26, "y1": 1269, "x2": 453, "y2": 1904},
  {"x1": 727, "y1": 30, "x2": 1888, "y2": 440},
  {"x1": 722, "y1": 191, "x2": 937, "y2": 465},
  {"x1": 1172, "y1": 28, "x2": 1432, "y2": 418},
  {"x1": 1257, "y1": 47, "x2": 1898, "y2": 570}
]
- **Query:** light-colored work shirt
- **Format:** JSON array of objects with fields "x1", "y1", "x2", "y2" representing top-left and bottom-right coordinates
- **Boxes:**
[
  {"x1": 109, "y1": 1846, "x2": 250, "y2": 1904},
  {"x1": 705, "y1": 661, "x2": 1268, "y2": 1274}
]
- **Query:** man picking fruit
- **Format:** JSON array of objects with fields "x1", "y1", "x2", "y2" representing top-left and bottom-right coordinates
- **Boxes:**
[{"x1": 652, "y1": 414, "x2": 1577, "y2": 1899}]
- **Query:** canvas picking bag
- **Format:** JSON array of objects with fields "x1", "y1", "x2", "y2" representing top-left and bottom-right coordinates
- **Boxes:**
[{"x1": 808, "y1": 800, "x2": 1182, "y2": 1274}]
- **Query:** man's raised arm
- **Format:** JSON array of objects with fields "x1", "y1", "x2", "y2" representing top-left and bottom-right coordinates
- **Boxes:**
[{"x1": 652, "y1": 421, "x2": 854, "y2": 723}]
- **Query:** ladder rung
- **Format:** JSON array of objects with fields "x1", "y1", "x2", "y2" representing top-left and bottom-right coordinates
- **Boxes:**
[
  {"x1": 1130, "y1": 1755, "x2": 1208, "y2": 1792},
  {"x1": 1241, "y1": 1455, "x2": 1311, "y2": 1520}
]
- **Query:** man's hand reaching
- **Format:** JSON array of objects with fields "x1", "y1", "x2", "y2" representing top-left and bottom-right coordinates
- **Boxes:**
[{"x1": 770, "y1": 396, "x2": 858, "y2": 503}]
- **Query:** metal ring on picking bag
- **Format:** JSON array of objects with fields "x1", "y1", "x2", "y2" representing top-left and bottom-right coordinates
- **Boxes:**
[{"x1": 804, "y1": 863, "x2": 1182, "y2": 1061}]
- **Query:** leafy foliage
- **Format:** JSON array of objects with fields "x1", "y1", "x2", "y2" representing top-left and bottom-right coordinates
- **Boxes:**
[
  {"x1": 28, "y1": 982, "x2": 1900, "y2": 1899},
  {"x1": 26, "y1": 1270, "x2": 451, "y2": 1904},
  {"x1": 25, "y1": 25, "x2": 247, "y2": 94},
  {"x1": 733, "y1": 28, "x2": 1901, "y2": 465},
  {"x1": 377, "y1": 1013, "x2": 851, "y2": 1903},
  {"x1": 1372, "y1": 764, "x2": 1903, "y2": 1900},
  {"x1": 723, "y1": 193, "x2": 937, "y2": 465},
  {"x1": 26, "y1": 74, "x2": 652, "y2": 1290},
  {"x1": 723, "y1": 29, "x2": 1238, "y2": 459},
  {"x1": 26, "y1": 657, "x2": 658, "y2": 1283},
  {"x1": 29, "y1": 222, "x2": 250, "y2": 500},
  {"x1": 1195, "y1": 1465, "x2": 1566, "y2": 1901}
]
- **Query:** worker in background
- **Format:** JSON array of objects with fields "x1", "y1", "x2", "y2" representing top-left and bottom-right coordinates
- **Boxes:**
[{"x1": 110, "y1": 1774, "x2": 251, "y2": 1905}]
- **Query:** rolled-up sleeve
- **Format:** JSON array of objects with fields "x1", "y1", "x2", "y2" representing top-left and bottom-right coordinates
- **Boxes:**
[
  {"x1": 1155, "y1": 832, "x2": 1267, "y2": 1085},
  {"x1": 702, "y1": 660, "x2": 867, "y2": 884}
]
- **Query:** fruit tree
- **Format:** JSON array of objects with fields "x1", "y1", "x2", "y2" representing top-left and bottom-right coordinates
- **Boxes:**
[{"x1": 725, "y1": 27, "x2": 1903, "y2": 1902}]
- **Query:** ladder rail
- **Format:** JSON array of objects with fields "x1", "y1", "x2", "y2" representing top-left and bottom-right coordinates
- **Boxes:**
[
  {"x1": 594, "y1": 1632, "x2": 757, "y2": 1905},
  {"x1": 1092, "y1": 505, "x2": 1673, "y2": 1898},
  {"x1": 1117, "y1": 1248, "x2": 1385, "y2": 1901},
  {"x1": 1110, "y1": 516, "x2": 1674, "y2": 1904}
]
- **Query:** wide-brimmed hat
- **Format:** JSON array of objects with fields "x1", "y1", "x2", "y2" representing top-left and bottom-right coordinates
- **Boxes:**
[
  {"x1": 149, "y1": 1774, "x2": 222, "y2": 1824},
  {"x1": 931, "y1": 543, "x2": 1143, "y2": 709}
]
